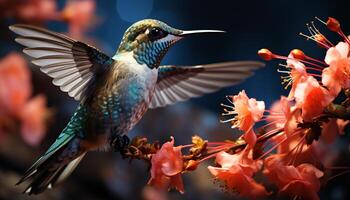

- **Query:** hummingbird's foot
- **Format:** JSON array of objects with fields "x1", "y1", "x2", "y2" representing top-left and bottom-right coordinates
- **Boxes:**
[
  {"x1": 111, "y1": 135, "x2": 130, "y2": 155},
  {"x1": 112, "y1": 136, "x2": 160, "y2": 161}
]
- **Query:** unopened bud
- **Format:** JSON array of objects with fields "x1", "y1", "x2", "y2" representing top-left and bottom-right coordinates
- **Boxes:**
[
  {"x1": 290, "y1": 49, "x2": 306, "y2": 60},
  {"x1": 327, "y1": 17, "x2": 341, "y2": 32},
  {"x1": 258, "y1": 48, "x2": 274, "y2": 61}
]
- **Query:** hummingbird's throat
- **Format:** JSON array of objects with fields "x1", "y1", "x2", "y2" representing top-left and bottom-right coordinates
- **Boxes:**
[{"x1": 133, "y1": 36, "x2": 181, "y2": 69}]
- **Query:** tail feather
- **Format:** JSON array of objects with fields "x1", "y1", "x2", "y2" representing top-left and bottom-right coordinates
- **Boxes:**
[
  {"x1": 17, "y1": 127, "x2": 77, "y2": 185},
  {"x1": 18, "y1": 104, "x2": 90, "y2": 194},
  {"x1": 23, "y1": 153, "x2": 86, "y2": 195},
  {"x1": 24, "y1": 165, "x2": 63, "y2": 194},
  {"x1": 53, "y1": 152, "x2": 86, "y2": 184},
  {"x1": 18, "y1": 137, "x2": 86, "y2": 195},
  {"x1": 16, "y1": 144, "x2": 66, "y2": 186}
]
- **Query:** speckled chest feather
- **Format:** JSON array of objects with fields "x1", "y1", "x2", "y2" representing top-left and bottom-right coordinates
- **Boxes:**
[{"x1": 87, "y1": 52, "x2": 158, "y2": 141}]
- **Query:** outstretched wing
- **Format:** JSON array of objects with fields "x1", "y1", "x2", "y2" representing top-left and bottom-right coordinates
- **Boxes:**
[
  {"x1": 9, "y1": 24, "x2": 113, "y2": 101},
  {"x1": 149, "y1": 61, "x2": 264, "y2": 108}
]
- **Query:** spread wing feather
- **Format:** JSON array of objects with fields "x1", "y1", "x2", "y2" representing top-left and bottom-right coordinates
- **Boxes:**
[
  {"x1": 150, "y1": 61, "x2": 264, "y2": 108},
  {"x1": 9, "y1": 24, "x2": 113, "y2": 101}
]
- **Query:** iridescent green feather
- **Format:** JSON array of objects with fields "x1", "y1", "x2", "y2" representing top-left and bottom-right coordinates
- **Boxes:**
[{"x1": 45, "y1": 105, "x2": 88, "y2": 156}]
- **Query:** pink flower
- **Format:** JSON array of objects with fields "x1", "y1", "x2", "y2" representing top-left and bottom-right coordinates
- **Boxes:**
[
  {"x1": 20, "y1": 95, "x2": 48, "y2": 146},
  {"x1": 231, "y1": 90, "x2": 265, "y2": 132},
  {"x1": 62, "y1": 0, "x2": 96, "y2": 38},
  {"x1": 286, "y1": 54, "x2": 309, "y2": 99},
  {"x1": 223, "y1": 90, "x2": 265, "y2": 146},
  {"x1": 294, "y1": 76, "x2": 335, "y2": 121},
  {"x1": 322, "y1": 42, "x2": 350, "y2": 96},
  {"x1": 0, "y1": 53, "x2": 31, "y2": 117},
  {"x1": 0, "y1": 53, "x2": 49, "y2": 146},
  {"x1": 148, "y1": 137, "x2": 184, "y2": 194},
  {"x1": 266, "y1": 96, "x2": 298, "y2": 133},
  {"x1": 16, "y1": 0, "x2": 59, "y2": 23},
  {"x1": 263, "y1": 154, "x2": 323, "y2": 200},
  {"x1": 266, "y1": 96, "x2": 304, "y2": 155},
  {"x1": 208, "y1": 146, "x2": 268, "y2": 199}
]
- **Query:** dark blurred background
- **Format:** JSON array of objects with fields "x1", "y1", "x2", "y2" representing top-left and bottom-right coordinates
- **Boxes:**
[{"x1": 1, "y1": 0, "x2": 350, "y2": 199}]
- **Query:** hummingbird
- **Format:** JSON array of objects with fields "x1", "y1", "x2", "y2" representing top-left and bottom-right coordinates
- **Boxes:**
[{"x1": 10, "y1": 19, "x2": 263, "y2": 194}]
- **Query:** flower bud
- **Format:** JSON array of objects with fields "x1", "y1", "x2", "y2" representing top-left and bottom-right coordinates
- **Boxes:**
[
  {"x1": 290, "y1": 49, "x2": 306, "y2": 60},
  {"x1": 327, "y1": 17, "x2": 341, "y2": 32},
  {"x1": 258, "y1": 48, "x2": 273, "y2": 61}
]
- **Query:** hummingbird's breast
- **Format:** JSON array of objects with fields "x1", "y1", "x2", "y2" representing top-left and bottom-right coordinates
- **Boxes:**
[{"x1": 88, "y1": 52, "x2": 158, "y2": 142}]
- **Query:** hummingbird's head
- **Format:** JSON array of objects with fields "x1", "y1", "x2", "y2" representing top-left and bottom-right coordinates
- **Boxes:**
[{"x1": 117, "y1": 19, "x2": 224, "y2": 69}]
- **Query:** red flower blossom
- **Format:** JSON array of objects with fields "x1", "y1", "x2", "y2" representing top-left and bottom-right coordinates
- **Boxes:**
[
  {"x1": 20, "y1": 95, "x2": 48, "y2": 146},
  {"x1": 267, "y1": 96, "x2": 299, "y2": 134},
  {"x1": 266, "y1": 96, "x2": 304, "y2": 156},
  {"x1": 263, "y1": 154, "x2": 323, "y2": 200},
  {"x1": 148, "y1": 137, "x2": 184, "y2": 194},
  {"x1": 294, "y1": 76, "x2": 334, "y2": 121},
  {"x1": 208, "y1": 146, "x2": 268, "y2": 199},
  {"x1": 222, "y1": 90, "x2": 265, "y2": 147},
  {"x1": 322, "y1": 42, "x2": 350, "y2": 96},
  {"x1": 0, "y1": 53, "x2": 31, "y2": 117},
  {"x1": 286, "y1": 54, "x2": 309, "y2": 99},
  {"x1": 62, "y1": 0, "x2": 96, "y2": 38},
  {"x1": 16, "y1": 0, "x2": 59, "y2": 23},
  {"x1": 0, "y1": 53, "x2": 49, "y2": 146}
]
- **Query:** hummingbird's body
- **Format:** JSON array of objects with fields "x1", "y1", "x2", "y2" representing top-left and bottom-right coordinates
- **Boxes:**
[
  {"x1": 10, "y1": 19, "x2": 264, "y2": 194},
  {"x1": 84, "y1": 52, "x2": 158, "y2": 149}
]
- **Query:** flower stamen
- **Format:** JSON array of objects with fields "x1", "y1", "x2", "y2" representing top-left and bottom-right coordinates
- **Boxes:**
[
  {"x1": 311, "y1": 21, "x2": 335, "y2": 46},
  {"x1": 314, "y1": 16, "x2": 327, "y2": 25},
  {"x1": 299, "y1": 32, "x2": 331, "y2": 49}
]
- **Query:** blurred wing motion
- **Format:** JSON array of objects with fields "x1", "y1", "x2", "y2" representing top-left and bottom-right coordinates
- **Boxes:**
[
  {"x1": 149, "y1": 61, "x2": 264, "y2": 108},
  {"x1": 9, "y1": 24, "x2": 113, "y2": 101}
]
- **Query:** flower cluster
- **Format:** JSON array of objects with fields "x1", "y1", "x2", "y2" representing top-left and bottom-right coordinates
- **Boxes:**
[
  {"x1": 0, "y1": 0, "x2": 98, "y2": 146},
  {"x1": 0, "y1": 53, "x2": 50, "y2": 146},
  {"x1": 117, "y1": 17, "x2": 350, "y2": 200},
  {"x1": 0, "y1": 0, "x2": 96, "y2": 39},
  {"x1": 61, "y1": 0, "x2": 96, "y2": 39}
]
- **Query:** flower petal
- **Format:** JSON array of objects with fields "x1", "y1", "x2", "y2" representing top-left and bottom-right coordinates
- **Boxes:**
[{"x1": 20, "y1": 95, "x2": 47, "y2": 146}]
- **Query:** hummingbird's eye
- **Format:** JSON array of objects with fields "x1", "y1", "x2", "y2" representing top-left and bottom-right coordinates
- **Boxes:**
[{"x1": 147, "y1": 27, "x2": 167, "y2": 40}]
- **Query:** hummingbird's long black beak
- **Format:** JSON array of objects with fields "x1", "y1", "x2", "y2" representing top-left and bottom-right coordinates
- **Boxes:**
[{"x1": 178, "y1": 30, "x2": 226, "y2": 36}]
